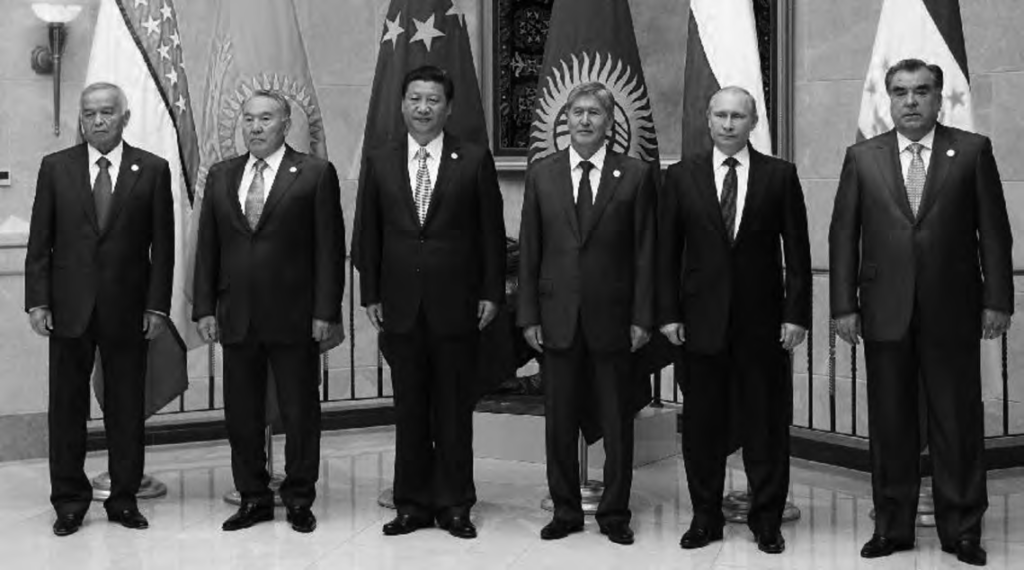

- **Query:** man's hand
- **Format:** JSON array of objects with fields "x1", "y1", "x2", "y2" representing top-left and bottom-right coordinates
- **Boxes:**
[
  {"x1": 366, "y1": 303, "x2": 384, "y2": 332},
  {"x1": 834, "y1": 313, "x2": 861, "y2": 346},
  {"x1": 982, "y1": 309, "x2": 1012, "y2": 340},
  {"x1": 143, "y1": 313, "x2": 167, "y2": 340},
  {"x1": 630, "y1": 325, "x2": 650, "y2": 353},
  {"x1": 28, "y1": 307, "x2": 52, "y2": 337},
  {"x1": 478, "y1": 300, "x2": 498, "y2": 330},
  {"x1": 659, "y1": 322, "x2": 685, "y2": 346},
  {"x1": 780, "y1": 323, "x2": 807, "y2": 351},
  {"x1": 312, "y1": 318, "x2": 331, "y2": 342},
  {"x1": 523, "y1": 325, "x2": 544, "y2": 353},
  {"x1": 197, "y1": 316, "x2": 219, "y2": 344}
]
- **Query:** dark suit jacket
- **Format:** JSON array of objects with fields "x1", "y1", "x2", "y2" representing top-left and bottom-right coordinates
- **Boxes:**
[
  {"x1": 356, "y1": 134, "x2": 506, "y2": 336},
  {"x1": 829, "y1": 124, "x2": 1013, "y2": 342},
  {"x1": 517, "y1": 148, "x2": 656, "y2": 352},
  {"x1": 657, "y1": 148, "x2": 811, "y2": 354},
  {"x1": 192, "y1": 145, "x2": 346, "y2": 345},
  {"x1": 25, "y1": 142, "x2": 174, "y2": 340}
]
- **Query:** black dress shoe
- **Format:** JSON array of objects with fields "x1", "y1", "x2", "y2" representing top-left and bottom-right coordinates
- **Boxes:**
[
  {"x1": 860, "y1": 534, "x2": 914, "y2": 558},
  {"x1": 52, "y1": 513, "x2": 85, "y2": 537},
  {"x1": 679, "y1": 525, "x2": 723, "y2": 549},
  {"x1": 106, "y1": 507, "x2": 149, "y2": 530},
  {"x1": 438, "y1": 515, "x2": 477, "y2": 539},
  {"x1": 600, "y1": 521, "x2": 635, "y2": 545},
  {"x1": 540, "y1": 519, "x2": 584, "y2": 540},
  {"x1": 382, "y1": 514, "x2": 434, "y2": 536},
  {"x1": 222, "y1": 503, "x2": 274, "y2": 531},
  {"x1": 755, "y1": 528, "x2": 785, "y2": 554},
  {"x1": 942, "y1": 539, "x2": 987, "y2": 566},
  {"x1": 286, "y1": 507, "x2": 317, "y2": 533}
]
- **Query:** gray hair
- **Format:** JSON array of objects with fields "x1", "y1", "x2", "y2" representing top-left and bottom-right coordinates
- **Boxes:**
[
  {"x1": 246, "y1": 89, "x2": 292, "y2": 120},
  {"x1": 81, "y1": 82, "x2": 129, "y2": 112},
  {"x1": 707, "y1": 86, "x2": 758, "y2": 123},
  {"x1": 565, "y1": 82, "x2": 616, "y2": 119}
]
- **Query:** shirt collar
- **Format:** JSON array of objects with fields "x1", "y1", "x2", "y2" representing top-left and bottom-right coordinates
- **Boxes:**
[
  {"x1": 246, "y1": 143, "x2": 286, "y2": 174},
  {"x1": 87, "y1": 141, "x2": 124, "y2": 168},
  {"x1": 408, "y1": 132, "x2": 445, "y2": 163},
  {"x1": 897, "y1": 127, "x2": 936, "y2": 154},
  {"x1": 568, "y1": 144, "x2": 607, "y2": 172},
  {"x1": 713, "y1": 144, "x2": 750, "y2": 169}
]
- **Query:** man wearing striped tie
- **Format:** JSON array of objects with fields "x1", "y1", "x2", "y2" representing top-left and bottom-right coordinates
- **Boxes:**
[
  {"x1": 193, "y1": 90, "x2": 346, "y2": 534},
  {"x1": 830, "y1": 59, "x2": 1013, "y2": 566},
  {"x1": 355, "y1": 66, "x2": 506, "y2": 540}
]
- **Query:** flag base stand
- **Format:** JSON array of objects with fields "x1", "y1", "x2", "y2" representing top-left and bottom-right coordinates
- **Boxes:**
[
  {"x1": 721, "y1": 489, "x2": 801, "y2": 524},
  {"x1": 378, "y1": 488, "x2": 395, "y2": 509},
  {"x1": 541, "y1": 435, "x2": 604, "y2": 515},
  {"x1": 223, "y1": 426, "x2": 285, "y2": 507},
  {"x1": 869, "y1": 488, "x2": 936, "y2": 527},
  {"x1": 91, "y1": 473, "x2": 167, "y2": 501}
]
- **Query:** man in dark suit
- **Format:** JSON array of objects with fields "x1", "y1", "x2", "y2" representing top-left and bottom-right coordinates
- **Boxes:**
[
  {"x1": 518, "y1": 82, "x2": 656, "y2": 546},
  {"x1": 192, "y1": 90, "x2": 345, "y2": 534},
  {"x1": 25, "y1": 82, "x2": 174, "y2": 536},
  {"x1": 830, "y1": 59, "x2": 1012, "y2": 567},
  {"x1": 355, "y1": 65, "x2": 505, "y2": 540},
  {"x1": 658, "y1": 86, "x2": 811, "y2": 555}
]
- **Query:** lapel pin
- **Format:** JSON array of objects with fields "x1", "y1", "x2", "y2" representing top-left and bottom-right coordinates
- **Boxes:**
[
  {"x1": 946, "y1": 149, "x2": 956, "y2": 157},
  {"x1": 613, "y1": 169, "x2": 621, "y2": 178},
  {"x1": 130, "y1": 164, "x2": 139, "y2": 172},
  {"x1": 451, "y1": 152, "x2": 459, "y2": 160},
  {"x1": 289, "y1": 166, "x2": 298, "y2": 173}
]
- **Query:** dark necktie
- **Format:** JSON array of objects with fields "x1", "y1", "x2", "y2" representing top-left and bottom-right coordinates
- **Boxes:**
[
  {"x1": 576, "y1": 160, "x2": 594, "y2": 229},
  {"x1": 721, "y1": 156, "x2": 739, "y2": 242},
  {"x1": 94, "y1": 156, "x2": 113, "y2": 231}
]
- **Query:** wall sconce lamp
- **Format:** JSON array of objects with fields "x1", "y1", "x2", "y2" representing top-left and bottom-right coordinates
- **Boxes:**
[{"x1": 30, "y1": 3, "x2": 83, "y2": 136}]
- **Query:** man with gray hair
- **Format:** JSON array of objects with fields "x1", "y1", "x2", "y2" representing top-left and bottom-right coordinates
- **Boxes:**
[
  {"x1": 658, "y1": 86, "x2": 811, "y2": 554},
  {"x1": 518, "y1": 81, "x2": 657, "y2": 545},
  {"x1": 26, "y1": 82, "x2": 174, "y2": 536}
]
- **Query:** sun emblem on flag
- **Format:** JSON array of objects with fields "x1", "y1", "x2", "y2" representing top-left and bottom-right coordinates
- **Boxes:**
[{"x1": 530, "y1": 52, "x2": 658, "y2": 163}]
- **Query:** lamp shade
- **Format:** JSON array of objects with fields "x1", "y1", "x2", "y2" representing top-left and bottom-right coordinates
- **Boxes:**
[{"x1": 31, "y1": 3, "x2": 82, "y2": 24}]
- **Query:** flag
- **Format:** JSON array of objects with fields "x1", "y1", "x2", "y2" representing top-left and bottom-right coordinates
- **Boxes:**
[
  {"x1": 528, "y1": 0, "x2": 658, "y2": 164},
  {"x1": 857, "y1": 0, "x2": 972, "y2": 140},
  {"x1": 681, "y1": 0, "x2": 771, "y2": 158},
  {"x1": 85, "y1": 0, "x2": 199, "y2": 417}
]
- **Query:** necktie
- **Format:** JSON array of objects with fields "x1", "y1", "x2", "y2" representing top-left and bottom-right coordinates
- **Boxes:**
[
  {"x1": 576, "y1": 160, "x2": 594, "y2": 230},
  {"x1": 94, "y1": 156, "x2": 113, "y2": 231},
  {"x1": 721, "y1": 156, "x2": 739, "y2": 242},
  {"x1": 905, "y1": 142, "x2": 926, "y2": 216},
  {"x1": 244, "y1": 159, "x2": 268, "y2": 230},
  {"x1": 414, "y1": 147, "x2": 431, "y2": 225}
]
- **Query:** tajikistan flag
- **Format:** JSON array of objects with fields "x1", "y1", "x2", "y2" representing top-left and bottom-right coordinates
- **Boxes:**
[
  {"x1": 681, "y1": 0, "x2": 771, "y2": 158},
  {"x1": 85, "y1": 0, "x2": 200, "y2": 417}
]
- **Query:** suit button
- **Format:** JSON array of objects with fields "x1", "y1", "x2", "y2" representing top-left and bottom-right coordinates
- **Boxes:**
[{"x1": 415, "y1": 268, "x2": 421, "y2": 273}]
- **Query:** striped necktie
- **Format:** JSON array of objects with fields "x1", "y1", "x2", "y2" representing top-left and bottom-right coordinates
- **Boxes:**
[
  {"x1": 414, "y1": 147, "x2": 431, "y2": 225},
  {"x1": 721, "y1": 156, "x2": 739, "y2": 242}
]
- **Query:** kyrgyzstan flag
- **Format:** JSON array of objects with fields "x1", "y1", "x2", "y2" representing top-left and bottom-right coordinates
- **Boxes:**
[
  {"x1": 85, "y1": 0, "x2": 199, "y2": 417},
  {"x1": 681, "y1": 0, "x2": 771, "y2": 158},
  {"x1": 528, "y1": 0, "x2": 659, "y2": 165}
]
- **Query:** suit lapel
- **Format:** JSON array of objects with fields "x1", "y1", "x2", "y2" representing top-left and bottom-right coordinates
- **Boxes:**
[
  {"x1": 870, "y1": 130, "x2": 915, "y2": 223},
  {"x1": 101, "y1": 143, "x2": 141, "y2": 238},
  {"x1": 735, "y1": 149, "x2": 769, "y2": 243},
  {"x1": 915, "y1": 124, "x2": 953, "y2": 223},
  {"x1": 554, "y1": 150, "x2": 582, "y2": 243},
  {"x1": 225, "y1": 155, "x2": 250, "y2": 233},
  {"x1": 68, "y1": 144, "x2": 100, "y2": 233},
  {"x1": 694, "y1": 154, "x2": 730, "y2": 243},
  {"x1": 582, "y1": 151, "x2": 623, "y2": 243},
  {"x1": 255, "y1": 145, "x2": 301, "y2": 232},
  {"x1": 423, "y1": 134, "x2": 458, "y2": 228}
]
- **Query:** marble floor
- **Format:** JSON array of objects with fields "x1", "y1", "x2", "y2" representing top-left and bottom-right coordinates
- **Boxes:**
[{"x1": 0, "y1": 426, "x2": 1022, "y2": 569}]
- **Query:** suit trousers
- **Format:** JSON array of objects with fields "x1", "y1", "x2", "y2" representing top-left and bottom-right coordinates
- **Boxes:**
[
  {"x1": 543, "y1": 328, "x2": 635, "y2": 528},
  {"x1": 385, "y1": 311, "x2": 478, "y2": 521},
  {"x1": 48, "y1": 318, "x2": 147, "y2": 515},
  {"x1": 222, "y1": 336, "x2": 321, "y2": 508},
  {"x1": 864, "y1": 313, "x2": 986, "y2": 546},
  {"x1": 682, "y1": 339, "x2": 792, "y2": 534}
]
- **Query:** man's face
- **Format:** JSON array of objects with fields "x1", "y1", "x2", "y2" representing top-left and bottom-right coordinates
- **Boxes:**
[
  {"x1": 80, "y1": 88, "x2": 130, "y2": 154},
  {"x1": 888, "y1": 68, "x2": 941, "y2": 141},
  {"x1": 567, "y1": 94, "x2": 610, "y2": 157},
  {"x1": 707, "y1": 90, "x2": 756, "y2": 156},
  {"x1": 402, "y1": 80, "x2": 451, "y2": 142},
  {"x1": 241, "y1": 95, "x2": 290, "y2": 159}
]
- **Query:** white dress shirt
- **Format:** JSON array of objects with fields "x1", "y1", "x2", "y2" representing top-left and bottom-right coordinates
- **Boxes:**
[
  {"x1": 237, "y1": 144, "x2": 286, "y2": 210},
  {"x1": 407, "y1": 133, "x2": 444, "y2": 193},
  {"x1": 713, "y1": 145, "x2": 751, "y2": 235},
  {"x1": 568, "y1": 144, "x2": 606, "y2": 204},
  {"x1": 87, "y1": 141, "x2": 124, "y2": 192},
  {"x1": 896, "y1": 127, "x2": 935, "y2": 182}
]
